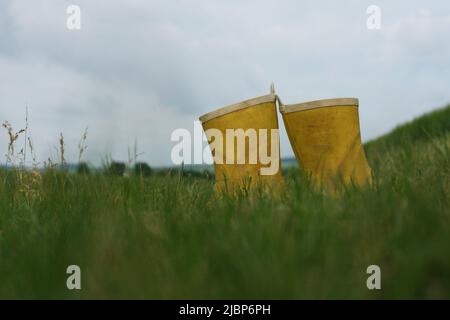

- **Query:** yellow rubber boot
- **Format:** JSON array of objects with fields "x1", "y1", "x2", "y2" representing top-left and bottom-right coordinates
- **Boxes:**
[
  {"x1": 279, "y1": 98, "x2": 372, "y2": 191},
  {"x1": 199, "y1": 86, "x2": 283, "y2": 194}
]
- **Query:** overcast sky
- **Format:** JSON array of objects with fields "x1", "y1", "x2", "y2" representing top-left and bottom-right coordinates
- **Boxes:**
[{"x1": 1, "y1": 0, "x2": 449, "y2": 166}]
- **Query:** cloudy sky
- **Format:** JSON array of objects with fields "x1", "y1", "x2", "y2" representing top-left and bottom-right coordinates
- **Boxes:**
[{"x1": 1, "y1": 0, "x2": 449, "y2": 166}]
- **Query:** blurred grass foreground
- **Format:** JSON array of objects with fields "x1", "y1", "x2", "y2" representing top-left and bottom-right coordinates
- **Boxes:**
[{"x1": 0, "y1": 105, "x2": 449, "y2": 299}]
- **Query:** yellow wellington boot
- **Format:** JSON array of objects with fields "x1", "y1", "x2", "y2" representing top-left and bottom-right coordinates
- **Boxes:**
[
  {"x1": 279, "y1": 98, "x2": 372, "y2": 190},
  {"x1": 199, "y1": 86, "x2": 283, "y2": 194}
]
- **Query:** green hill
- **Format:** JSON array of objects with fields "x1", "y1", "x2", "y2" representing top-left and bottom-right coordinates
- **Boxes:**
[
  {"x1": 366, "y1": 104, "x2": 450, "y2": 152},
  {"x1": 364, "y1": 105, "x2": 449, "y2": 190}
]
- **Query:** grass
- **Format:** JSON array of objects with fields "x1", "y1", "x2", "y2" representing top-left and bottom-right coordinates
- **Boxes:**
[{"x1": 0, "y1": 105, "x2": 449, "y2": 299}]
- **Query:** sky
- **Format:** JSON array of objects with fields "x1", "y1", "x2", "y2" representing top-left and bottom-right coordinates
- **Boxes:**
[{"x1": 0, "y1": 0, "x2": 449, "y2": 166}]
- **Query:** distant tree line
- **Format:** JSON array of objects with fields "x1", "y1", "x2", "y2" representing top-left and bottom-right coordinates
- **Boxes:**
[{"x1": 76, "y1": 161, "x2": 212, "y2": 180}]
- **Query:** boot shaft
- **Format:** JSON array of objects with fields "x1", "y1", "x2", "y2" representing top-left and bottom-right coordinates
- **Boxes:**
[
  {"x1": 200, "y1": 91, "x2": 283, "y2": 194},
  {"x1": 280, "y1": 98, "x2": 372, "y2": 190}
]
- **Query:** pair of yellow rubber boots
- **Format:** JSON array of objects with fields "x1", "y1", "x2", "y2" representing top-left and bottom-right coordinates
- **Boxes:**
[{"x1": 199, "y1": 85, "x2": 372, "y2": 194}]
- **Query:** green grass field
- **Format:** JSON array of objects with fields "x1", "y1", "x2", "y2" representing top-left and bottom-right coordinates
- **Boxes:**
[{"x1": 0, "y1": 106, "x2": 449, "y2": 299}]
